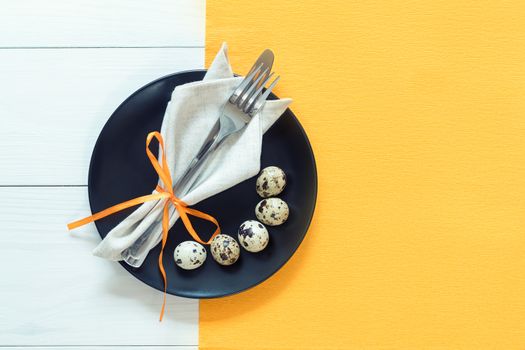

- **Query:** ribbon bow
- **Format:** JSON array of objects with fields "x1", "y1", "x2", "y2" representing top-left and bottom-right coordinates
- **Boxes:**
[{"x1": 68, "y1": 131, "x2": 220, "y2": 321}]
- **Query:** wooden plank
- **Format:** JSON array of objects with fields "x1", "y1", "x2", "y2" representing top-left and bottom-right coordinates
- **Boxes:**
[
  {"x1": 0, "y1": 187, "x2": 198, "y2": 346},
  {"x1": 0, "y1": 0, "x2": 204, "y2": 47},
  {"x1": 0, "y1": 47, "x2": 204, "y2": 185}
]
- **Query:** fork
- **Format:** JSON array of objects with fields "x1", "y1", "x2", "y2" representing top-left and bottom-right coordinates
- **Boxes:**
[{"x1": 122, "y1": 51, "x2": 280, "y2": 267}]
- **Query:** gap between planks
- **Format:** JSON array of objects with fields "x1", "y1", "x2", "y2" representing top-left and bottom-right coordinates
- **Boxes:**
[
  {"x1": 0, "y1": 346, "x2": 197, "y2": 347},
  {"x1": 0, "y1": 46, "x2": 204, "y2": 49}
]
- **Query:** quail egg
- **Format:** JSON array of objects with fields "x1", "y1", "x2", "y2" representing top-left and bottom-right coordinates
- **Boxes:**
[
  {"x1": 238, "y1": 220, "x2": 269, "y2": 253},
  {"x1": 210, "y1": 234, "x2": 240, "y2": 266},
  {"x1": 255, "y1": 197, "x2": 289, "y2": 226},
  {"x1": 174, "y1": 241, "x2": 207, "y2": 270},
  {"x1": 256, "y1": 166, "x2": 287, "y2": 198}
]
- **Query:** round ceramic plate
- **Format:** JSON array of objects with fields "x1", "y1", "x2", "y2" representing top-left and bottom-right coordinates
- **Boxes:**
[{"x1": 88, "y1": 70, "x2": 317, "y2": 298}]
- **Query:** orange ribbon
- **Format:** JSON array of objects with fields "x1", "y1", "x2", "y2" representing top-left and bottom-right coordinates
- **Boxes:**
[{"x1": 68, "y1": 131, "x2": 220, "y2": 321}]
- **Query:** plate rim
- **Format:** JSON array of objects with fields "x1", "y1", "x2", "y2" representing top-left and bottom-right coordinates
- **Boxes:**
[{"x1": 88, "y1": 69, "x2": 318, "y2": 299}]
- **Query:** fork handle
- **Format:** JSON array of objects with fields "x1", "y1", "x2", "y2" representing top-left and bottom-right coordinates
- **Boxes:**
[
  {"x1": 172, "y1": 119, "x2": 221, "y2": 197},
  {"x1": 121, "y1": 119, "x2": 225, "y2": 266}
]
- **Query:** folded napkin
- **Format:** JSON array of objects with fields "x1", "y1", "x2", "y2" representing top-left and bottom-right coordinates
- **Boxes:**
[{"x1": 93, "y1": 43, "x2": 292, "y2": 265}]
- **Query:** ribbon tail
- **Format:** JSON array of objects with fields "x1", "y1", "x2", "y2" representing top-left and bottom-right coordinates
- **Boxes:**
[
  {"x1": 177, "y1": 205, "x2": 221, "y2": 245},
  {"x1": 67, "y1": 192, "x2": 169, "y2": 230},
  {"x1": 158, "y1": 201, "x2": 171, "y2": 322}
]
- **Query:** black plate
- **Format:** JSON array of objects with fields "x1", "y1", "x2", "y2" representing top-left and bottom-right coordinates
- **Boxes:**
[{"x1": 88, "y1": 70, "x2": 317, "y2": 298}]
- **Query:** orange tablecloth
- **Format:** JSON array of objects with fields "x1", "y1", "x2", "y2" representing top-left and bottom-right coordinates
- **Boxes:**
[{"x1": 202, "y1": 1, "x2": 525, "y2": 348}]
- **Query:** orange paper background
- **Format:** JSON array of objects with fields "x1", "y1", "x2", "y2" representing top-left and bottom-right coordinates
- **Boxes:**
[{"x1": 202, "y1": 1, "x2": 525, "y2": 349}]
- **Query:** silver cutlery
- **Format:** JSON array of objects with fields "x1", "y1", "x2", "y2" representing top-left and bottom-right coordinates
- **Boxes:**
[{"x1": 122, "y1": 50, "x2": 280, "y2": 267}]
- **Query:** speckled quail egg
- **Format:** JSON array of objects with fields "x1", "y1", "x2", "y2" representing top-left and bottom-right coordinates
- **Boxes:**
[
  {"x1": 238, "y1": 220, "x2": 269, "y2": 253},
  {"x1": 255, "y1": 197, "x2": 289, "y2": 226},
  {"x1": 174, "y1": 241, "x2": 207, "y2": 270},
  {"x1": 210, "y1": 234, "x2": 240, "y2": 266},
  {"x1": 256, "y1": 166, "x2": 287, "y2": 198}
]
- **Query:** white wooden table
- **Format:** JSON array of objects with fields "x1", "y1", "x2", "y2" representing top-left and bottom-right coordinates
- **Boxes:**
[{"x1": 0, "y1": 1, "x2": 205, "y2": 348}]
